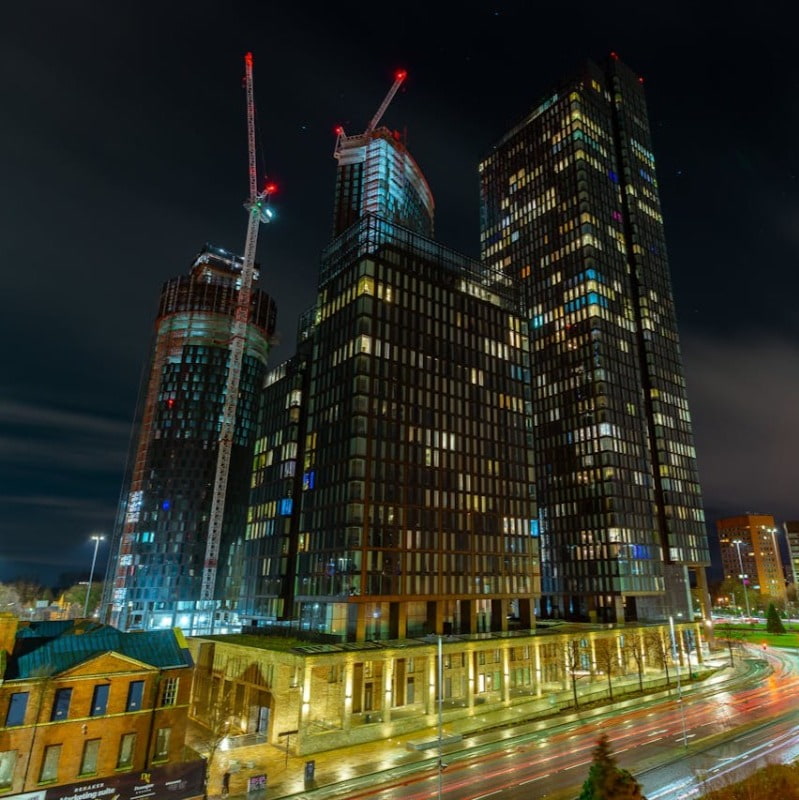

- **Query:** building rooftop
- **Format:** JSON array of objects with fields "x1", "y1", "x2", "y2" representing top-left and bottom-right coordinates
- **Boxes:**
[{"x1": 3, "y1": 619, "x2": 193, "y2": 680}]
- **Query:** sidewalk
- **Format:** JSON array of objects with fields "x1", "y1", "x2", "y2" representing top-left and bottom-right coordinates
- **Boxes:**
[{"x1": 194, "y1": 652, "x2": 737, "y2": 799}]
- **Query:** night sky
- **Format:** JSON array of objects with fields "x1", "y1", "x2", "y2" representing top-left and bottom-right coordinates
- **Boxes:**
[{"x1": 2, "y1": 2, "x2": 797, "y2": 586}]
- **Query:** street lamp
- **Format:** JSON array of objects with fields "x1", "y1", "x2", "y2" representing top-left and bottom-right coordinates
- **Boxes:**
[
  {"x1": 732, "y1": 540, "x2": 752, "y2": 620},
  {"x1": 668, "y1": 615, "x2": 688, "y2": 749},
  {"x1": 84, "y1": 535, "x2": 104, "y2": 618}
]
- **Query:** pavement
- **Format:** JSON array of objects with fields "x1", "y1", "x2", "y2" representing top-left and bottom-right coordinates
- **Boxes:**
[{"x1": 190, "y1": 650, "x2": 737, "y2": 800}]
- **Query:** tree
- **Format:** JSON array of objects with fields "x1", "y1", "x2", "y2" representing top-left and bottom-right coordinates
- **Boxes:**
[
  {"x1": 766, "y1": 603, "x2": 786, "y2": 634},
  {"x1": 59, "y1": 582, "x2": 104, "y2": 618},
  {"x1": 565, "y1": 640, "x2": 588, "y2": 708},
  {"x1": 644, "y1": 630, "x2": 671, "y2": 687},
  {"x1": 623, "y1": 633, "x2": 646, "y2": 694},
  {"x1": 578, "y1": 733, "x2": 647, "y2": 800},
  {"x1": 593, "y1": 638, "x2": 618, "y2": 703},
  {"x1": 0, "y1": 582, "x2": 23, "y2": 616}
]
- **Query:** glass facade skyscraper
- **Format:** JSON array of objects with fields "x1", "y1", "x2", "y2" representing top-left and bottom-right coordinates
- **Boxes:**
[
  {"x1": 296, "y1": 215, "x2": 537, "y2": 640},
  {"x1": 106, "y1": 245, "x2": 276, "y2": 633},
  {"x1": 480, "y1": 56, "x2": 710, "y2": 623}
]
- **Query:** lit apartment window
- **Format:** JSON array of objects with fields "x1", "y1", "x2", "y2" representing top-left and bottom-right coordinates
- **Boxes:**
[
  {"x1": 0, "y1": 751, "x2": 17, "y2": 789},
  {"x1": 154, "y1": 728, "x2": 171, "y2": 761},
  {"x1": 79, "y1": 739, "x2": 101, "y2": 776},
  {"x1": 50, "y1": 689, "x2": 72, "y2": 721},
  {"x1": 160, "y1": 678, "x2": 178, "y2": 706},
  {"x1": 90, "y1": 684, "x2": 109, "y2": 716},
  {"x1": 117, "y1": 733, "x2": 136, "y2": 769},
  {"x1": 4, "y1": 693, "x2": 28, "y2": 727},
  {"x1": 39, "y1": 744, "x2": 61, "y2": 783}
]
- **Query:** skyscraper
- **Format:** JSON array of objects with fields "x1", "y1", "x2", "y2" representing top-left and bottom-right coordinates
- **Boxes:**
[
  {"x1": 295, "y1": 214, "x2": 536, "y2": 640},
  {"x1": 105, "y1": 245, "x2": 276, "y2": 633},
  {"x1": 242, "y1": 93, "x2": 538, "y2": 641},
  {"x1": 479, "y1": 55, "x2": 710, "y2": 623}
]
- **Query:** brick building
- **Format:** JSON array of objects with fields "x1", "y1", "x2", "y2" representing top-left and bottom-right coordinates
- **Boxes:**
[{"x1": 0, "y1": 615, "x2": 204, "y2": 799}]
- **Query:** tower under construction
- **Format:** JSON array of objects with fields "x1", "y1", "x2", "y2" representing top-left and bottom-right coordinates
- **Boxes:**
[{"x1": 106, "y1": 245, "x2": 276, "y2": 632}]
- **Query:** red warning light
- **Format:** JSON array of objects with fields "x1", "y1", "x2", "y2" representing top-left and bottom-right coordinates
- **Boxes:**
[
  {"x1": 610, "y1": 51, "x2": 619, "y2": 60},
  {"x1": 166, "y1": 398, "x2": 175, "y2": 409},
  {"x1": 638, "y1": 76, "x2": 645, "y2": 84},
  {"x1": 245, "y1": 52, "x2": 254, "y2": 67},
  {"x1": 265, "y1": 182, "x2": 278, "y2": 195},
  {"x1": 334, "y1": 125, "x2": 344, "y2": 136},
  {"x1": 395, "y1": 69, "x2": 407, "y2": 81}
]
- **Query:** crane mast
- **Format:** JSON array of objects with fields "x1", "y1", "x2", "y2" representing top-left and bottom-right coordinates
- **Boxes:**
[{"x1": 200, "y1": 52, "x2": 273, "y2": 611}]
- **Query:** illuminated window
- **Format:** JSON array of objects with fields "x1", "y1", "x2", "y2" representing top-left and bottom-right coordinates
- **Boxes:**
[
  {"x1": 39, "y1": 744, "x2": 61, "y2": 783},
  {"x1": 79, "y1": 739, "x2": 101, "y2": 776},
  {"x1": 117, "y1": 733, "x2": 136, "y2": 769},
  {"x1": 160, "y1": 678, "x2": 178, "y2": 707},
  {"x1": 0, "y1": 751, "x2": 16, "y2": 789},
  {"x1": 154, "y1": 728, "x2": 171, "y2": 761}
]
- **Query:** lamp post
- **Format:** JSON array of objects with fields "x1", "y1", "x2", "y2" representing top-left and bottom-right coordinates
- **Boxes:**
[
  {"x1": 668, "y1": 615, "x2": 688, "y2": 749},
  {"x1": 732, "y1": 540, "x2": 751, "y2": 619},
  {"x1": 84, "y1": 535, "x2": 104, "y2": 618}
]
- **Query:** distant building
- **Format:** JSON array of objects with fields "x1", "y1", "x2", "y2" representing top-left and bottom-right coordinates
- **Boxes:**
[
  {"x1": 479, "y1": 55, "x2": 710, "y2": 623},
  {"x1": 105, "y1": 245, "x2": 277, "y2": 634},
  {"x1": 0, "y1": 615, "x2": 202, "y2": 798},
  {"x1": 783, "y1": 521, "x2": 799, "y2": 588},
  {"x1": 717, "y1": 514, "x2": 786, "y2": 604}
]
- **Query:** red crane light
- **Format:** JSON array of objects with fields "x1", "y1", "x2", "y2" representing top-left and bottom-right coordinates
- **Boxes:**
[
  {"x1": 395, "y1": 69, "x2": 407, "y2": 81},
  {"x1": 334, "y1": 125, "x2": 344, "y2": 136},
  {"x1": 638, "y1": 76, "x2": 645, "y2": 84},
  {"x1": 264, "y1": 182, "x2": 278, "y2": 195},
  {"x1": 610, "y1": 51, "x2": 619, "y2": 60}
]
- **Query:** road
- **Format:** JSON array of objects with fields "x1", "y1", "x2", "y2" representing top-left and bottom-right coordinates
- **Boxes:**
[{"x1": 300, "y1": 647, "x2": 799, "y2": 800}]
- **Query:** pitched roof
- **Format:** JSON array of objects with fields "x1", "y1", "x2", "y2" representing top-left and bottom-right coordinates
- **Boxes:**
[{"x1": 5, "y1": 621, "x2": 193, "y2": 680}]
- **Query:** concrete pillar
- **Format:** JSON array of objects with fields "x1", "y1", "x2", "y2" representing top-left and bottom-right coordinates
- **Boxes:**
[
  {"x1": 390, "y1": 602, "x2": 407, "y2": 640},
  {"x1": 694, "y1": 623, "x2": 705, "y2": 664},
  {"x1": 426, "y1": 647, "x2": 436, "y2": 716},
  {"x1": 467, "y1": 648, "x2": 475, "y2": 709},
  {"x1": 534, "y1": 640, "x2": 542, "y2": 697},
  {"x1": 299, "y1": 666, "x2": 312, "y2": 748},
  {"x1": 426, "y1": 601, "x2": 443, "y2": 635},
  {"x1": 518, "y1": 597, "x2": 534, "y2": 630},
  {"x1": 343, "y1": 660, "x2": 354, "y2": 732},
  {"x1": 383, "y1": 657, "x2": 393, "y2": 722},
  {"x1": 492, "y1": 598, "x2": 508, "y2": 632},
  {"x1": 502, "y1": 645, "x2": 511, "y2": 703},
  {"x1": 461, "y1": 600, "x2": 477, "y2": 634}
]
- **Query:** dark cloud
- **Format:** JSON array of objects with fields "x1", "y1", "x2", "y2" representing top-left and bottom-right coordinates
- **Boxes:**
[
  {"x1": 684, "y1": 335, "x2": 799, "y2": 520},
  {"x1": 2, "y1": 1, "x2": 797, "y2": 583}
]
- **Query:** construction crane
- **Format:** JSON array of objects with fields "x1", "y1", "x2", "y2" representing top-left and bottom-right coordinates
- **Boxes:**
[
  {"x1": 333, "y1": 69, "x2": 407, "y2": 158},
  {"x1": 200, "y1": 52, "x2": 274, "y2": 614}
]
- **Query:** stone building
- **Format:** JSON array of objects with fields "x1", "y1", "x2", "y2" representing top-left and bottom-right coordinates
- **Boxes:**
[
  {"x1": 0, "y1": 615, "x2": 203, "y2": 799},
  {"x1": 188, "y1": 620, "x2": 704, "y2": 756}
]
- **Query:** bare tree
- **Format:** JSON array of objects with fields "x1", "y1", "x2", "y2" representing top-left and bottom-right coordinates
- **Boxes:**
[
  {"x1": 623, "y1": 632, "x2": 646, "y2": 693},
  {"x1": 645, "y1": 629, "x2": 671, "y2": 687},
  {"x1": 593, "y1": 638, "x2": 617, "y2": 703},
  {"x1": 565, "y1": 640, "x2": 589, "y2": 708}
]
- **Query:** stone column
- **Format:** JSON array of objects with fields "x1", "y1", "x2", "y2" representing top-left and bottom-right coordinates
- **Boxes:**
[
  {"x1": 502, "y1": 644, "x2": 511, "y2": 703},
  {"x1": 383, "y1": 656, "x2": 393, "y2": 723},
  {"x1": 534, "y1": 640, "x2": 542, "y2": 697},
  {"x1": 343, "y1": 660, "x2": 354, "y2": 732}
]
